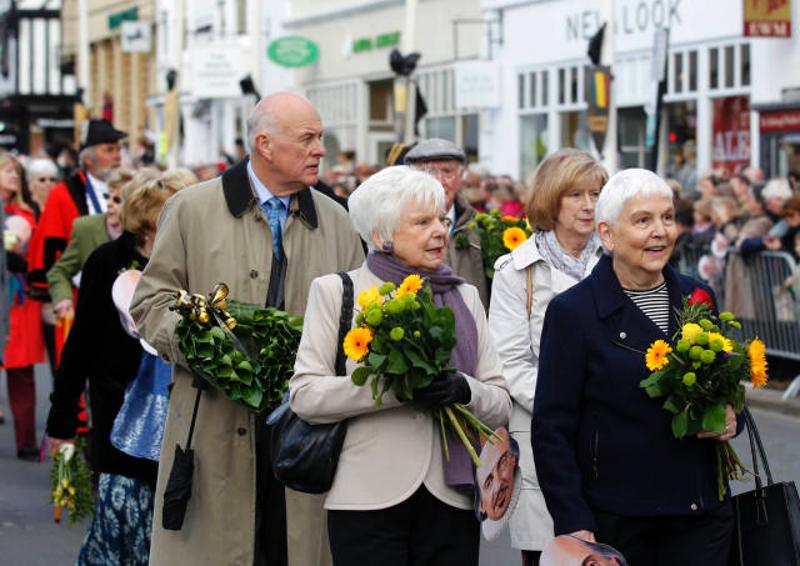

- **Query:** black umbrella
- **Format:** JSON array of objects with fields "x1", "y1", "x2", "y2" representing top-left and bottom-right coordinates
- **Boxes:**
[{"x1": 162, "y1": 373, "x2": 207, "y2": 530}]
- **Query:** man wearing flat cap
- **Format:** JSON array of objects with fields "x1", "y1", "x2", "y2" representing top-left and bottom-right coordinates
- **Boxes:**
[
  {"x1": 28, "y1": 119, "x2": 127, "y2": 305},
  {"x1": 405, "y1": 138, "x2": 488, "y2": 305}
]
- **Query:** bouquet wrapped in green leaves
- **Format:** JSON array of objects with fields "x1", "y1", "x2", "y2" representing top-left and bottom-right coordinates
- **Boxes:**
[
  {"x1": 51, "y1": 440, "x2": 94, "y2": 524},
  {"x1": 343, "y1": 274, "x2": 495, "y2": 466},
  {"x1": 172, "y1": 283, "x2": 303, "y2": 412},
  {"x1": 463, "y1": 209, "x2": 532, "y2": 279},
  {"x1": 639, "y1": 287, "x2": 768, "y2": 500}
]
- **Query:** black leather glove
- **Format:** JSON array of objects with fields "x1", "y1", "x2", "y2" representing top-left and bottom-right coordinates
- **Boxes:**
[{"x1": 411, "y1": 372, "x2": 471, "y2": 410}]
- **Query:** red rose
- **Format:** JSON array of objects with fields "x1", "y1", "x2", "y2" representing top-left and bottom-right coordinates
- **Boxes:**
[{"x1": 688, "y1": 287, "x2": 714, "y2": 308}]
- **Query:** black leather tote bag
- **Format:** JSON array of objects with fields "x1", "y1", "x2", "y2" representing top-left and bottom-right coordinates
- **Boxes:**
[
  {"x1": 729, "y1": 407, "x2": 800, "y2": 565},
  {"x1": 266, "y1": 271, "x2": 352, "y2": 494}
]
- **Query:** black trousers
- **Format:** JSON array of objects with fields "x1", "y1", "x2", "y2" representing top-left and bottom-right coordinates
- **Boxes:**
[
  {"x1": 328, "y1": 486, "x2": 479, "y2": 566},
  {"x1": 594, "y1": 501, "x2": 734, "y2": 566},
  {"x1": 254, "y1": 417, "x2": 287, "y2": 566}
]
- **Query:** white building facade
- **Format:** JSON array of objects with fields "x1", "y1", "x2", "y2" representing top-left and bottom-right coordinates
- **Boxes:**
[
  {"x1": 479, "y1": 0, "x2": 800, "y2": 182},
  {"x1": 282, "y1": 0, "x2": 484, "y2": 168}
]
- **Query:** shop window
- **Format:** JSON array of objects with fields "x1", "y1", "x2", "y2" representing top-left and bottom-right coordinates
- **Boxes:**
[
  {"x1": 674, "y1": 52, "x2": 683, "y2": 94},
  {"x1": 619, "y1": 107, "x2": 647, "y2": 169},
  {"x1": 570, "y1": 66, "x2": 578, "y2": 104},
  {"x1": 542, "y1": 70, "x2": 549, "y2": 106},
  {"x1": 664, "y1": 101, "x2": 698, "y2": 190},
  {"x1": 709, "y1": 48, "x2": 719, "y2": 90},
  {"x1": 369, "y1": 80, "x2": 393, "y2": 125},
  {"x1": 741, "y1": 44, "x2": 750, "y2": 87},
  {"x1": 426, "y1": 116, "x2": 456, "y2": 142},
  {"x1": 561, "y1": 111, "x2": 590, "y2": 152},
  {"x1": 688, "y1": 51, "x2": 697, "y2": 92},
  {"x1": 725, "y1": 45, "x2": 735, "y2": 88},
  {"x1": 520, "y1": 114, "x2": 548, "y2": 181},
  {"x1": 530, "y1": 72, "x2": 537, "y2": 108},
  {"x1": 462, "y1": 114, "x2": 479, "y2": 162},
  {"x1": 236, "y1": 0, "x2": 246, "y2": 35}
]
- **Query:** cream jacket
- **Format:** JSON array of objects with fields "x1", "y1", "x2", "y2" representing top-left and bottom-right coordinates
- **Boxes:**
[
  {"x1": 488, "y1": 235, "x2": 601, "y2": 550},
  {"x1": 290, "y1": 262, "x2": 511, "y2": 511}
]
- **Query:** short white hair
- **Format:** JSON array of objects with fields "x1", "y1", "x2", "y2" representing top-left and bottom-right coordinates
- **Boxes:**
[
  {"x1": 349, "y1": 165, "x2": 445, "y2": 250},
  {"x1": 26, "y1": 158, "x2": 58, "y2": 180},
  {"x1": 762, "y1": 177, "x2": 792, "y2": 201},
  {"x1": 246, "y1": 105, "x2": 279, "y2": 150},
  {"x1": 596, "y1": 168, "x2": 674, "y2": 226}
]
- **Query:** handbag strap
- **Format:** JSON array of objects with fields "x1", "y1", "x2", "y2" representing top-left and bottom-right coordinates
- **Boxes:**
[
  {"x1": 743, "y1": 407, "x2": 774, "y2": 487},
  {"x1": 334, "y1": 272, "x2": 354, "y2": 376},
  {"x1": 184, "y1": 372, "x2": 208, "y2": 450},
  {"x1": 525, "y1": 264, "x2": 534, "y2": 319}
]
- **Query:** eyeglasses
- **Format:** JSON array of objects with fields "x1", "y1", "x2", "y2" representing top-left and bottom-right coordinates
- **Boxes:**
[
  {"x1": 103, "y1": 193, "x2": 123, "y2": 204},
  {"x1": 421, "y1": 164, "x2": 463, "y2": 182},
  {"x1": 36, "y1": 177, "x2": 57, "y2": 183}
]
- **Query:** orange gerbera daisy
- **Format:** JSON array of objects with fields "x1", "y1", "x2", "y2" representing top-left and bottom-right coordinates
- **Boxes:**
[
  {"x1": 645, "y1": 339, "x2": 672, "y2": 372},
  {"x1": 343, "y1": 327, "x2": 373, "y2": 361},
  {"x1": 396, "y1": 274, "x2": 423, "y2": 298},
  {"x1": 748, "y1": 337, "x2": 768, "y2": 388},
  {"x1": 502, "y1": 215, "x2": 519, "y2": 223},
  {"x1": 502, "y1": 227, "x2": 527, "y2": 251}
]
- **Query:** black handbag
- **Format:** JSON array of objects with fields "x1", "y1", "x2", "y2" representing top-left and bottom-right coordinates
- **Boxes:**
[
  {"x1": 729, "y1": 407, "x2": 800, "y2": 565},
  {"x1": 266, "y1": 271, "x2": 353, "y2": 494}
]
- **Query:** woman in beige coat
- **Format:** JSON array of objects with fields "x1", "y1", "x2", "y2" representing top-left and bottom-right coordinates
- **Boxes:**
[
  {"x1": 488, "y1": 149, "x2": 607, "y2": 566},
  {"x1": 290, "y1": 165, "x2": 511, "y2": 566}
]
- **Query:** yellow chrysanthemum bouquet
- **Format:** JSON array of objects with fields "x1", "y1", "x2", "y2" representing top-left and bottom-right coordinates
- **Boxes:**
[
  {"x1": 50, "y1": 440, "x2": 94, "y2": 524},
  {"x1": 639, "y1": 288, "x2": 768, "y2": 500},
  {"x1": 343, "y1": 274, "x2": 495, "y2": 465},
  {"x1": 464, "y1": 210, "x2": 532, "y2": 279}
]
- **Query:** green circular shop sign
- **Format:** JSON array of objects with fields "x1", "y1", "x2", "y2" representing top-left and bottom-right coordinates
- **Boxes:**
[{"x1": 267, "y1": 36, "x2": 319, "y2": 68}]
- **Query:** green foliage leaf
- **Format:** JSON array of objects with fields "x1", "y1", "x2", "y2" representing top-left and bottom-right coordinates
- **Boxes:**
[
  {"x1": 672, "y1": 411, "x2": 689, "y2": 438},
  {"x1": 701, "y1": 404, "x2": 727, "y2": 434},
  {"x1": 387, "y1": 348, "x2": 409, "y2": 374},
  {"x1": 351, "y1": 366, "x2": 371, "y2": 386}
]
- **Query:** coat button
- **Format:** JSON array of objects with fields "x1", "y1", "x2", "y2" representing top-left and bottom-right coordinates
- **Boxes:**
[
  {"x1": 690, "y1": 502, "x2": 698, "y2": 511},
  {"x1": 237, "y1": 427, "x2": 247, "y2": 436},
  {"x1": 619, "y1": 332, "x2": 627, "y2": 340},
  {"x1": 250, "y1": 269, "x2": 258, "y2": 279}
]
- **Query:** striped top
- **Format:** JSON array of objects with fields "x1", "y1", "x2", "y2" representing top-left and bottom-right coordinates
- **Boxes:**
[{"x1": 624, "y1": 281, "x2": 670, "y2": 335}]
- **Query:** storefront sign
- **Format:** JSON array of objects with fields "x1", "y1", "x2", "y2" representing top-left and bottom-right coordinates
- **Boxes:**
[
  {"x1": 454, "y1": 61, "x2": 500, "y2": 109},
  {"x1": 267, "y1": 36, "x2": 319, "y2": 68},
  {"x1": 712, "y1": 96, "x2": 750, "y2": 173},
  {"x1": 352, "y1": 32, "x2": 401, "y2": 54},
  {"x1": 760, "y1": 109, "x2": 800, "y2": 132},
  {"x1": 121, "y1": 22, "x2": 151, "y2": 53},
  {"x1": 108, "y1": 7, "x2": 137, "y2": 30},
  {"x1": 566, "y1": 0, "x2": 683, "y2": 42},
  {"x1": 191, "y1": 41, "x2": 247, "y2": 98},
  {"x1": 743, "y1": 0, "x2": 791, "y2": 37},
  {"x1": 585, "y1": 66, "x2": 612, "y2": 153}
]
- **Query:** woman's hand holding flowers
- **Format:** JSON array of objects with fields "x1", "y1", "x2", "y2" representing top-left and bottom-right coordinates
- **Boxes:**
[
  {"x1": 697, "y1": 404, "x2": 737, "y2": 442},
  {"x1": 410, "y1": 372, "x2": 471, "y2": 410}
]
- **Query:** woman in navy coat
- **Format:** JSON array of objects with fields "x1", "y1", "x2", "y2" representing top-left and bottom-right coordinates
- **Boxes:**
[{"x1": 532, "y1": 169, "x2": 738, "y2": 566}]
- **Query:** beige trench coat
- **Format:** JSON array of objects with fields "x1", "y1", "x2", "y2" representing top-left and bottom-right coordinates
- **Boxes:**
[
  {"x1": 130, "y1": 160, "x2": 364, "y2": 566},
  {"x1": 290, "y1": 263, "x2": 511, "y2": 511},
  {"x1": 488, "y1": 236, "x2": 601, "y2": 550}
]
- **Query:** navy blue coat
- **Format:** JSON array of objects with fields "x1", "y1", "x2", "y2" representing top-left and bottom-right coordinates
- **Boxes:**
[{"x1": 532, "y1": 254, "x2": 733, "y2": 535}]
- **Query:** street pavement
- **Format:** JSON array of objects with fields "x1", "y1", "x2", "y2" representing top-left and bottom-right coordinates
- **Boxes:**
[{"x1": 1, "y1": 364, "x2": 799, "y2": 565}]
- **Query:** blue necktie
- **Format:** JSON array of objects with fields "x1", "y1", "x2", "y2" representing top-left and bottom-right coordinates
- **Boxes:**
[{"x1": 264, "y1": 197, "x2": 285, "y2": 261}]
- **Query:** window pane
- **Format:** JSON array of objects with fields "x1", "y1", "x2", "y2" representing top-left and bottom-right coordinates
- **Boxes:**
[
  {"x1": 426, "y1": 116, "x2": 456, "y2": 141},
  {"x1": 570, "y1": 66, "x2": 578, "y2": 103},
  {"x1": 710, "y1": 47, "x2": 719, "y2": 89},
  {"x1": 518, "y1": 74, "x2": 524, "y2": 109},
  {"x1": 558, "y1": 68, "x2": 565, "y2": 105},
  {"x1": 689, "y1": 51, "x2": 698, "y2": 91},
  {"x1": 519, "y1": 113, "x2": 548, "y2": 181},
  {"x1": 530, "y1": 72, "x2": 537, "y2": 107},
  {"x1": 542, "y1": 70, "x2": 549, "y2": 106},
  {"x1": 741, "y1": 44, "x2": 751, "y2": 86},
  {"x1": 674, "y1": 52, "x2": 683, "y2": 93},
  {"x1": 725, "y1": 45, "x2": 735, "y2": 88}
]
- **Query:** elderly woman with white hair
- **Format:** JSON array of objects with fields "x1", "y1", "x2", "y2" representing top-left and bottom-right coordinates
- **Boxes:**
[
  {"x1": 290, "y1": 165, "x2": 511, "y2": 565},
  {"x1": 532, "y1": 169, "x2": 737, "y2": 566},
  {"x1": 26, "y1": 158, "x2": 59, "y2": 214}
]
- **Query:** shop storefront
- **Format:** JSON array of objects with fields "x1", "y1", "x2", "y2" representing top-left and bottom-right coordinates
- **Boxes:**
[
  {"x1": 755, "y1": 103, "x2": 800, "y2": 179},
  {"x1": 480, "y1": 0, "x2": 800, "y2": 182}
]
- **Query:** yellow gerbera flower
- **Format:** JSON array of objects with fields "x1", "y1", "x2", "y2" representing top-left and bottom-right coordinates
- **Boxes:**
[
  {"x1": 707, "y1": 331, "x2": 734, "y2": 353},
  {"x1": 343, "y1": 326, "x2": 373, "y2": 361},
  {"x1": 357, "y1": 286, "x2": 384, "y2": 309},
  {"x1": 681, "y1": 323, "x2": 703, "y2": 344},
  {"x1": 396, "y1": 274, "x2": 423, "y2": 298},
  {"x1": 645, "y1": 339, "x2": 672, "y2": 371},
  {"x1": 502, "y1": 227, "x2": 527, "y2": 251},
  {"x1": 748, "y1": 337, "x2": 768, "y2": 388}
]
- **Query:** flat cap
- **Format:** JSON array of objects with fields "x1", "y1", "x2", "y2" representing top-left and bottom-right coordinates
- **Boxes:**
[{"x1": 404, "y1": 138, "x2": 465, "y2": 164}]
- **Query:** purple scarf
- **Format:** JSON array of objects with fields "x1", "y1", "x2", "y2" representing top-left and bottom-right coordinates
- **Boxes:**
[{"x1": 367, "y1": 252, "x2": 479, "y2": 489}]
